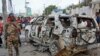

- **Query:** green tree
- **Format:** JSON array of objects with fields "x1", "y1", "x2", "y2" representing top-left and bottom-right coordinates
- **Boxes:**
[
  {"x1": 63, "y1": 9, "x2": 66, "y2": 13},
  {"x1": 43, "y1": 5, "x2": 57, "y2": 15},
  {"x1": 82, "y1": 0, "x2": 92, "y2": 6}
]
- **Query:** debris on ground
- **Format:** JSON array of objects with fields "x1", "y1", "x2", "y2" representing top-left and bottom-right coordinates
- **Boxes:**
[
  {"x1": 55, "y1": 45, "x2": 87, "y2": 56},
  {"x1": 55, "y1": 43, "x2": 100, "y2": 56}
]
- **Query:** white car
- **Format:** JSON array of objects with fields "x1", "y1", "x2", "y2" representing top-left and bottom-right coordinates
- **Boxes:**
[
  {"x1": 29, "y1": 14, "x2": 99, "y2": 56},
  {"x1": 25, "y1": 16, "x2": 44, "y2": 41}
]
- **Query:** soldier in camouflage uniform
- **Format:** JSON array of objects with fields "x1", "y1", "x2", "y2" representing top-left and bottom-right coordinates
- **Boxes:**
[{"x1": 5, "y1": 13, "x2": 20, "y2": 56}]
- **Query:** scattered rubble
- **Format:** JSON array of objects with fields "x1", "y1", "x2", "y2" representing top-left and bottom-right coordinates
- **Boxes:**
[{"x1": 55, "y1": 43, "x2": 100, "y2": 56}]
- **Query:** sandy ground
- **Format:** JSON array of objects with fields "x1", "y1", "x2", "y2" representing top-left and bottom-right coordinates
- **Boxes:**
[
  {"x1": 0, "y1": 30, "x2": 49, "y2": 56},
  {"x1": 0, "y1": 43, "x2": 49, "y2": 56},
  {"x1": 0, "y1": 30, "x2": 100, "y2": 56},
  {"x1": 75, "y1": 48, "x2": 100, "y2": 56}
]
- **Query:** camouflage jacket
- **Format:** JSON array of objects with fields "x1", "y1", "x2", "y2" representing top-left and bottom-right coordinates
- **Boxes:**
[{"x1": 5, "y1": 22, "x2": 20, "y2": 39}]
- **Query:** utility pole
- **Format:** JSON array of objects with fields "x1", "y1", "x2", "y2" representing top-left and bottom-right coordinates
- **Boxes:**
[
  {"x1": 2, "y1": 0, "x2": 7, "y2": 47},
  {"x1": 79, "y1": 0, "x2": 80, "y2": 15},
  {"x1": 25, "y1": 0, "x2": 27, "y2": 16},
  {"x1": 43, "y1": 4, "x2": 45, "y2": 16},
  {"x1": 8, "y1": 0, "x2": 13, "y2": 13}
]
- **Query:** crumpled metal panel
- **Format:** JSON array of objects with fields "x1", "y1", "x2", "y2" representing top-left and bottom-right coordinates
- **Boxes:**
[{"x1": 76, "y1": 29, "x2": 96, "y2": 45}]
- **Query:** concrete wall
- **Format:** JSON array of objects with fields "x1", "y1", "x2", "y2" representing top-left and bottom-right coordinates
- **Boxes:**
[
  {"x1": 71, "y1": 6, "x2": 93, "y2": 17},
  {"x1": 71, "y1": 0, "x2": 100, "y2": 17},
  {"x1": 91, "y1": 0, "x2": 100, "y2": 17}
]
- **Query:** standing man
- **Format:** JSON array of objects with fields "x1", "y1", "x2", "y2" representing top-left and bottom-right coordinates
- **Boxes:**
[
  {"x1": 5, "y1": 13, "x2": 20, "y2": 56},
  {"x1": 96, "y1": 12, "x2": 100, "y2": 43}
]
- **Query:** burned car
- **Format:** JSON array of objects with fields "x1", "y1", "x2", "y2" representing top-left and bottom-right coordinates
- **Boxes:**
[
  {"x1": 74, "y1": 15, "x2": 99, "y2": 45},
  {"x1": 29, "y1": 14, "x2": 99, "y2": 56},
  {"x1": 50, "y1": 14, "x2": 99, "y2": 55}
]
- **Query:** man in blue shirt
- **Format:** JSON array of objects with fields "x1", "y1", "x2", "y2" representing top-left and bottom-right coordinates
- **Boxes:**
[
  {"x1": 96, "y1": 12, "x2": 100, "y2": 28},
  {"x1": 96, "y1": 12, "x2": 100, "y2": 43}
]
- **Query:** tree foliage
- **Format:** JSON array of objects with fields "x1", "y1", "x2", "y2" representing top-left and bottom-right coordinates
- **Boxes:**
[
  {"x1": 82, "y1": 0, "x2": 92, "y2": 6},
  {"x1": 63, "y1": 9, "x2": 66, "y2": 13},
  {"x1": 43, "y1": 5, "x2": 57, "y2": 15}
]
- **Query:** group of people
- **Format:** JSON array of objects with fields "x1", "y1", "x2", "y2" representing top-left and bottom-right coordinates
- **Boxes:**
[
  {"x1": 16, "y1": 16, "x2": 31, "y2": 29},
  {"x1": 7, "y1": 15, "x2": 31, "y2": 29}
]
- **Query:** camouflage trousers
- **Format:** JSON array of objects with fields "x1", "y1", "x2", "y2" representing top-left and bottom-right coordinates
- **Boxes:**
[{"x1": 7, "y1": 34, "x2": 19, "y2": 56}]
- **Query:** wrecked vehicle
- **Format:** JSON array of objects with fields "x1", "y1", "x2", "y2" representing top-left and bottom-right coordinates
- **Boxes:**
[
  {"x1": 74, "y1": 15, "x2": 99, "y2": 45},
  {"x1": 29, "y1": 14, "x2": 99, "y2": 56},
  {"x1": 51, "y1": 14, "x2": 99, "y2": 56},
  {"x1": 25, "y1": 16, "x2": 44, "y2": 41}
]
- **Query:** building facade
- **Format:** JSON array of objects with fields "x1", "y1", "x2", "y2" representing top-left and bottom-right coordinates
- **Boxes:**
[{"x1": 92, "y1": 0, "x2": 100, "y2": 16}]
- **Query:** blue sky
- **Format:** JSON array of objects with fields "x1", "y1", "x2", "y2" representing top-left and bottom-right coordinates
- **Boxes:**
[{"x1": 0, "y1": 0, "x2": 79, "y2": 14}]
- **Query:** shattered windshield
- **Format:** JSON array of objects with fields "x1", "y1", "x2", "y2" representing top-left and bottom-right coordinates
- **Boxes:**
[
  {"x1": 46, "y1": 17, "x2": 55, "y2": 26},
  {"x1": 59, "y1": 17, "x2": 70, "y2": 28}
]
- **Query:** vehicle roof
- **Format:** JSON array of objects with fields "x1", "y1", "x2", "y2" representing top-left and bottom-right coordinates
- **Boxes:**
[
  {"x1": 48, "y1": 14, "x2": 93, "y2": 19},
  {"x1": 74, "y1": 15, "x2": 93, "y2": 19},
  {"x1": 48, "y1": 14, "x2": 71, "y2": 18}
]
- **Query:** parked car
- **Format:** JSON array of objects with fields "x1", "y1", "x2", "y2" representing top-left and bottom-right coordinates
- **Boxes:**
[{"x1": 29, "y1": 14, "x2": 99, "y2": 56}]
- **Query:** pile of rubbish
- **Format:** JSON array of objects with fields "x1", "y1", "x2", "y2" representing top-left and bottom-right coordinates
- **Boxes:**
[
  {"x1": 55, "y1": 44, "x2": 87, "y2": 56},
  {"x1": 55, "y1": 43, "x2": 100, "y2": 56}
]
